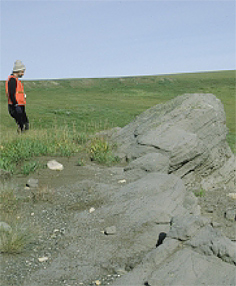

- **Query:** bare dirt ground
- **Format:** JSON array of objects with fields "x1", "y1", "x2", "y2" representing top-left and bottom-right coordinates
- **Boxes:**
[{"x1": 1, "y1": 155, "x2": 235, "y2": 286}]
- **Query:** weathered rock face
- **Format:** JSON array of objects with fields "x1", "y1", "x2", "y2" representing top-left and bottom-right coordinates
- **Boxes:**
[
  {"x1": 112, "y1": 93, "x2": 234, "y2": 189},
  {"x1": 105, "y1": 93, "x2": 236, "y2": 285},
  {"x1": 111, "y1": 214, "x2": 236, "y2": 286}
]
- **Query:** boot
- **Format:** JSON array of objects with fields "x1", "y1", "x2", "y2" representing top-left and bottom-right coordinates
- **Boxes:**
[{"x1": 24, "y1": 122, "x2": 29, "y2": 131}]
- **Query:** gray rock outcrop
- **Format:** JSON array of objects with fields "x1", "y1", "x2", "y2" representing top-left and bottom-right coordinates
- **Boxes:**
[
  {"x1": 107, "y1": 93, "x2": 236, "y2": 285},
  {"x1": 111, "y1": 93, "x2": 235, "y2": 189}
]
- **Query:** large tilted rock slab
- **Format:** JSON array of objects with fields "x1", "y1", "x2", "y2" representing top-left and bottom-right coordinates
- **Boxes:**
[
  {"x1": 111, "y1": 214, "x2": 236, "y2": 286},
  {"x1": 111, "y1": 93, "x2": 234, "y2": 188}
]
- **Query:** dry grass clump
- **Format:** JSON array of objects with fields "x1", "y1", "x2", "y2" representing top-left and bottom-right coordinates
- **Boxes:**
[{"x1": 0, "y1": 223, "x2": 33, "y2": 254}]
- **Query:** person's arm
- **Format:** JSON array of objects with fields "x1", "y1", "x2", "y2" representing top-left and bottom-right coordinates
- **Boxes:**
[{"x1": 8, "y1": 77, "x2": 17, "y2": 105}]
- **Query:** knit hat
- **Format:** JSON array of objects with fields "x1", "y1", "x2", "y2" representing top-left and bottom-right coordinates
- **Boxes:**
[{"x1": 13, "y1": 60, "x2": 26, "y2": 72}]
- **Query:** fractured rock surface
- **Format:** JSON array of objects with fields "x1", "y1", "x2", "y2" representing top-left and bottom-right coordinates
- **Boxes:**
[{"x1": 112, "y1": 93, "x2": 234, "y2": 189}]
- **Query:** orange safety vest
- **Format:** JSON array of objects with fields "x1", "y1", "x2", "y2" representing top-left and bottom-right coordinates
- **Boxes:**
[{"x1": 5, "y1": 75, "x2": 26, "y2": 105}]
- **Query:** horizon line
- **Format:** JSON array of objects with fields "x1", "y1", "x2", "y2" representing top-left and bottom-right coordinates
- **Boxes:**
[{"x1": 0, "y1": 69, "x2": 235, "y2": 82}]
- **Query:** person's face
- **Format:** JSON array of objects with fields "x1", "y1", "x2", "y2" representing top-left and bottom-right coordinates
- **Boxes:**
[{"x1": 18, "y1": 70, "x2": 25, "y2": 78}]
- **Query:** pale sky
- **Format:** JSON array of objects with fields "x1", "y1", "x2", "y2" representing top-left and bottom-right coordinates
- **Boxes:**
[{"x1": 0, "y1": 0, "x2": 235, "y2": 80}]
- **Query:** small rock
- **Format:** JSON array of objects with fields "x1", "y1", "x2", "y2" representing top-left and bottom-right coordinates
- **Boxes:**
[
  {"x1": 47, "y1": 160, "x2": 64, "y2": 171},
  {"x1": 89, "y1": 207, "x2": 95, "y2": 213},
  {"x1": 118, "y1": 179, "x2": 126, "y2": 184},
  {"x1": 225, "y1": 209, "x2": 236, "y2": 221},
  {"x1": 95, "y1": 280, "x2": 101, "y2": 286},
  {"x1": 104, "y1": 226, "x2": 116, "y2": 235},
  {"x1": 26, "y1": 178, "x2": 39, "y2": 188},
  {"x1": 60, "y1": 228, "x2": 66, "y2": 234},
  {"x1": 38, "y1": 257, "x2": 49, "y2": 262},
  {"x1": 51, "y1": 233, "x2": 57, "y2": 239}
]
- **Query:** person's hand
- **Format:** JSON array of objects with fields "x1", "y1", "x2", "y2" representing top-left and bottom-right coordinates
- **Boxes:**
[{"x1": 15, "y1": 105, "x2": 22, "y2": 114}]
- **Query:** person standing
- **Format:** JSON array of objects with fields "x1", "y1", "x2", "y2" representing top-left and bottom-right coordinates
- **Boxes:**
[{"x1": 5, "y1": 60, "x2": 29, "y2": 133}]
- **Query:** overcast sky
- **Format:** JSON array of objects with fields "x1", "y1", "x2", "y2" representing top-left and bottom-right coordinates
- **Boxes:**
[{"x1": 0, "y1": 0, "x2": 235, "y2": 80}]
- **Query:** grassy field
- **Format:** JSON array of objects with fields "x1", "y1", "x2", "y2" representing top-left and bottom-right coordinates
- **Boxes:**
[{"x1": 0, "y1": 70, "x2": 235, "y2": 173}]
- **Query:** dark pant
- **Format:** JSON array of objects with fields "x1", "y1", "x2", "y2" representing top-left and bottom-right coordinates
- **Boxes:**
[{"x1": 8, "y1": 104, "x2": 29, "y2": 131}]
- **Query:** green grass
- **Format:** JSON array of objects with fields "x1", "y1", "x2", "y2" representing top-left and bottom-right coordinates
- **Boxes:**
[
  {"x1": 0, "y1": 128, "x2": 85, "y2": 174},
  {"x1": 0, "y1": 183, "x2": 35, "y2": 253},
  {"x1": 89, "y1": 137, "x2": 119, "y2": 165},
  {"x1": 20, "y1": 160, "x2": 43, "y2": 175},
  {"x1": 193, "y1": 189, "x2": 206, "y2": 197},
  {"x1": 0, "y1": 70, "x2": 235, "y2": 174},
  {"x1": 0, "y1": 182, "x2": 54, "y2": 253}
]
